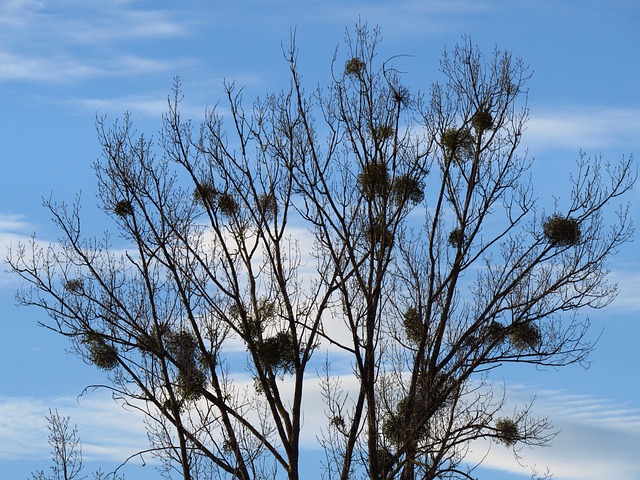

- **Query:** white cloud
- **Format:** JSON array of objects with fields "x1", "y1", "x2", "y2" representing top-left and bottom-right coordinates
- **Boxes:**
[
  {"x1": 605, "y1": 269, "x2": 640, "y2": 312},
  {"x1": 469, "y1": 386, "x2": 640, "y2": 480},
  {"x1": 64, "y1": 92, "x2": 209, "y2": 119},
  {"x1": 0, "y1": 49, "x2": 181, "y2": 83},
  {"x1": 0, "y1": 214, "x2": 39, "y2": 288},
  {"x1": 526, "y1": 106, "x2": 640, "y2": 152},
  {"x1": 0, "y1": 393, "x2": 148, "y2": 462},
  {"x1": 0, "y1": 374, "x2": 338, "y2": 464},
  {"x1": 0, "y1": 2, "x2": 192, "y2": 83},
  {"x1": 62, "y1": 9, "x2": 190, "y2": 44},
  {"x1": 1, "y1": 1, "x2": 189, "y2": 42},
  {"x1": 68, "y1": 96, "x2": 171, "y2": 117},
  {"x1": 5, "y1": 378, "x2": 639, "y2": 479},
  {"x1": 0, "y1": 213, "x2": 32, "y2": 232},
  {"x1": 0, "y1": 50, "x2": 104, "y2": 82}
]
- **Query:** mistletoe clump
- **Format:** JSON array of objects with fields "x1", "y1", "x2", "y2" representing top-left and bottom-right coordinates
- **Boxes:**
[
  {"x1": 256, "y1": 192, "x2": 278, "y2": 221},
  {"x1": 441, "y1": 127, "x2": 474, "y2": 162},
  {"x1": 403, "y1": 306, "x2": 424, "y2": 345},
  {"x1": 543, "y1": 214, "x2": 581, "y2": 246},
  {"x1": 257, "y1": 331, "x2": 298, "y2": 374},
  {"x1": 495, "y1": 418, "x2": 520, "y2": 447},
  {"x1": 64, "y1": 278, "x2": 83, "y2": 294},
  {"x1": 218, "y1": 192, "x2": 240, "y2": 217},
  {"x1": 167, "y1": 330, "x2": 207, "y2": 401},
  {"x1": 371, "y1": 124, "x2": 394, "y2": 142},
  {"x1": 358, "y1": 162, "x2": 390, "y2": 201},
  {"x1": 345, "y1": 57, "x2": 366, "y2": 77},
  {"x1": 114, "y1": 199, "x2": 134, "y2": 217},
  {"x1": 383, "y1": 373, "x2": 455, "y2": 446},
  {"x1": 485, "y1": 321, "x2": 506, "y2": 345},
  {"x1": 509, "y1": 322, "x2": 542, "y2": 351},
  {"x1": 448, "y1": 227, "x2": 466, "y2": 248},
  {"x1": 392, "y1": 174, "x2": 424, "y2": 206},
  {"x1": 471, "y1": 109, "x2": 493, "y2": 132},
  {"x1": 193, "y1": 182, "x2": 218, "y2": 206},
  {"x1": 83, "y1": 332, "x2": 119, "y2": 370}
]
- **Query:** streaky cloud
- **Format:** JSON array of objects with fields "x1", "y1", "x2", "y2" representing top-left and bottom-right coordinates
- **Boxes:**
[
  {"x1": 469, "y1": 386, "x2": 640, "y2": 479},
  {"x1": 526, "y1": 106, "x2": 640, "y2": 151},
  {"x1": 0, "y1": 49, "x2": 178, "y2": 83},
  {"x1": 0, "y1": 393, "x2": 148, "y2": 462}
]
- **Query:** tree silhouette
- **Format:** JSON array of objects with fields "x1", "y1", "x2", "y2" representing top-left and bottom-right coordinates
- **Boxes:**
[
  {"x1": 30, "y1": 409, "x2": 124, "y2": 480},
  {"x1": 10, "y1": 25, "x2": 634, "y2": 480}
]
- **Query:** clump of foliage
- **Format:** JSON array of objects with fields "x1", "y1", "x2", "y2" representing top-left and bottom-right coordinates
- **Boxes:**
[
  {"x1": 371, "y1": 124, "x2": 394, "y2": 142},
  {"x1": 166, "y1": 330, "x2": 199, "y2": 363},
  {"x1": 509, "y1": 322, "x2": 542, "y2": 351},
  {"x1": 383, "y1": 395, "x2": 418, "y2": 447},
  {"x1": 64, "y1": 279, "x2": 83, "y2": 294},
  {"x1": 441, "y1": 127, "x2": 475, "y2": 162},
  {"x1": 257, "y1": 331, "x2": 297, "y2": 374},
  {"x1": 485, "y1": 321, "x2": 506, "y2": 345},
  {"x1": 345, "y1": 57, "x2": 366, "y2": 77},
  {"x1": 234, "y1": 299, "x2": 297, "y2": 375},
  {"x1": 391, "y1": 174, "x2": 424, "y2": 206},
  {"x1": 358, "y1": 162, "x2": 390, "y2": 200},
  {"x1": 448, "y1": 227, "x2": 466, "y2": 248},
  {"x1": 330, "y1": 415, "x2": 345, "y2": 431},
  {"x1": 383, "y1": 374, "x2": 455, "y2": 446},
  {"x1": 543, "y1": 214, "x2": 581, "y2": 246},
  {"x1": 256, "y1": 192, "x2": 278, "y2": 221},
  {"x1": 82, "y1": 332, "x2": 119, "y2": 370},
  {"x1": 193, "y1": 181, "x2": 218, "y2": 205},
  {"x1": 140, "y1": 323, "x2": 170, "y2": 355},
  {"x1": 166, "y1": 330, "x2": 207, "y2": 401},
  {"x1": 176, "y1": 364, "x2": 207, "y2": 402},
  {"x1": 403, "y1": 306, "x2": 424, "y2": 344},
  {"x1": 218, "y1": 192, "x2": 239, "y2": 217},
  {"x1": 471, "y1": 109, "x2": 493, "y2": 132},
  {"x1": 114, "y1": 199, "x2": 134, "y2": 217},
  {"x1": 495, "y1": 418, "x2": 520, "y2": 447}
]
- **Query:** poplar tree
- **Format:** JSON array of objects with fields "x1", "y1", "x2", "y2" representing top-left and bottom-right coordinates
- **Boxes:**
[{"x1": 10, "y1": 25, "x2": 634, "y2": 480}]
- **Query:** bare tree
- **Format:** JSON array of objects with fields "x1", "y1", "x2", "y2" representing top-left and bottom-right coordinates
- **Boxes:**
[
  {"x1": 31, "y1": 410, "x2": 84, "y2": 480},
  {"x1": 10, "y1": 25, "x2": 634, "y2": 480},
  {"x1": 30, "y1": 409, "x2": 123, "y2": 480}
]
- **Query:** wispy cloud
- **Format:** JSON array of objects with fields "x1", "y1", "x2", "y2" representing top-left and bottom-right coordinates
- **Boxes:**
[
  {"x1": 4, "y1": 379, "x2": 639, "y2": 479},
  {"x1": 67, "y1": 96, "x2": 172, "y2": 118},
  {"x1": 0, "y1": 49, "x2": 183, "y2": 84},
  {"x1": 61, "y1": 9, "x2": 190, "y2": 44},
  {"x1": 526, "y1": 106, "x2": 640, "y2": 152},
  {"x1": 0, "y1": 213, "x2": 32, "y2": 233},
  {"x1": 470, "y1": 386, "x2": 640, "y2": 479},
  {"x1": 0, "y1": 0, "x2": 44, "y2": 28},
  {"x1": 0, "y1": 1, "x2": 193, "y2": 83},
  {"x1": 605, "y1": 269, "x2": 640, "y2": 312},
  {"x1": 1, "y1": 1, "x2": 190, "y2": 42},
  {"x1": 0, "y1": 213, "x2": 37, "y2": 288},
  {"x1": 62, "y1": 91, "x2": 212, "y2": 119},
  {"x1": 0, "y1": 50, "x2": 104, "y2": 83},
  {"x1": 0, "y1": 393, "x2": 148, "y2": 463}
]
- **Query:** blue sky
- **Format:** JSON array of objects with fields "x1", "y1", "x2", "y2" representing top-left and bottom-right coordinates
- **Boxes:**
[{"x1": 1, "y1": 1, "x2": 639, "y2": 478}]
